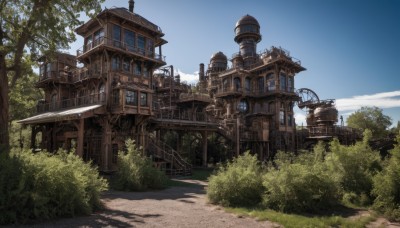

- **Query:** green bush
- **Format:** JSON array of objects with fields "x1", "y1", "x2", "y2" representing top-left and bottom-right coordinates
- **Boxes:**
[
  {"x1": 112, "y1": 139, "x2": 167, "y2": 191},
  {"x1": 372, "y1": 132, "x2": 400, "y2": 221},
  {"x1": 207, "y1": 151, "x2": 264, "y2": 207},
  {"x1": 0, "y1": 149, "x2": 108, "y2": 225},
  {"x1": 262, "y1": 144, "x2": 340, "y2": 213},
  {"x1": 325, "y1": 130, "x2": 382, "y2": 205}
]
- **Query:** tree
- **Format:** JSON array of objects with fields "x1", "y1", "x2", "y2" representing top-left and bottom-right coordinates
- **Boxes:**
[
  {"x1": 347, "y1": 106, "x2": 392, "y2": 139},
  {"x1": 0, "y1": 0, "x2": 104, "y2": 152}
]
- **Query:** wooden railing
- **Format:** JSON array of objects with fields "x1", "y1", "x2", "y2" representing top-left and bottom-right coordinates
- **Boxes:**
[{"x1": 36, "y1": 93, "x2": 106, "y2": 113}]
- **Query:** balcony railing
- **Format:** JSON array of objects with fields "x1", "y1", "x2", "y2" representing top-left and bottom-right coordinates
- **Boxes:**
[
  {"x1": 178, "y1": 93, "x2": 212, "y2": 103},
  {"x1": 77, "y1": 36, "x2": 166, "y2": 62},
  {"x1": 36, "y1": 93, "x2": 106, "y2": 113},
  {"x1": 216, "y1": 86, "x2": 296, "y2": 97}
]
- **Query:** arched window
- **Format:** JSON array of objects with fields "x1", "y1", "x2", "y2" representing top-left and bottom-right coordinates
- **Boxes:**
[{"x1": 234, "y1": 77, "x2": 241, "y2": 91}]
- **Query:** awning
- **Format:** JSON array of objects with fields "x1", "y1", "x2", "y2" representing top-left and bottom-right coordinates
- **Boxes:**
[{"x1": 18, "y1": 105, "x2": 104, "y2": 125}]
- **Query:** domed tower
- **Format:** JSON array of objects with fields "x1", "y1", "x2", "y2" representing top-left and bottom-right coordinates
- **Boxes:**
[
  {"x1": 234, "y1": 15, "x2": 261, "y2": 65},
  {"x1": 209, "y1": 51, "x2": 227, "y2": 72}
]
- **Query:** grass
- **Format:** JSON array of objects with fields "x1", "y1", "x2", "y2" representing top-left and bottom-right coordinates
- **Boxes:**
[{"x1": 225, "y1": 207, "x2": 376, "y2": 228}]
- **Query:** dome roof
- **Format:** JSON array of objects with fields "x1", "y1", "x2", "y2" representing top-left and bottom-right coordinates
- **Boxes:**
[
  {"x1": 210, "y1": 51, "x2": 227, "y2": 62},
  {"x1": 235, "y1": 14, "x2": 260, "y2": 29}
]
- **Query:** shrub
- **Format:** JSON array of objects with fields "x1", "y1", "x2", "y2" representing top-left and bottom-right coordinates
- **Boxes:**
[
  {"x1": 325, "y1": 130, "x2": 382, "y2": 205},
  {"x1": 207, "y1": 151, "x2": 264, "y2": 207},
  {"x1": 372, "y1": 132, "x2": 400, "y2": 221},
  {"x1": 262, "y1": 145, "x2": 340, "y2": 213},
  {"x1": 0, "y1": 149, "x2": 108, "y2": 225},
  {"x1": 112, "y1": 139, "x2": 167, "y2": 191}
]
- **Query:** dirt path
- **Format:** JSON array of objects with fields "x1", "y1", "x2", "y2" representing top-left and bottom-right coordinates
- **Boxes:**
[{"x1": 30, "y1": 179, "x2": 277, "y2": 228}]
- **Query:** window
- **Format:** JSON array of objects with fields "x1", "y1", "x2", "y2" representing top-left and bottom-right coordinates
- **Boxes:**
[
  {"x1": 113, "y1": 25, "x2": 121, "y2": 48},
  {"x1": 137, "y1": 35, "x2": 145, "y2": 54},
  {"x1": 124, "y1": 29, "x2": 135, "y2": 52},
  {"x1": 288, "y1": 76, "x2": 293, "y2": 92},
  {"x1": 40, "y1": 64, "x2": 45, "y2": 78},
  {"x1": 245, "y1": 77, "x2": 251, "y2": 92},
  {"x1": 140, "y1": 92, "x2": 148, "y2": 107},
  {"x1": 93, "y1": 29, "x2": 104, "y2": 46},
  {"x1": 267, "y1": 73, "x2": 275, "y2": 91},
  {"x1": 50, "y1": 94, "x2": 57, "y2": 109},
  {"x1": 126, "y1": 90, "x2": 137, "y2": 106},
  {"x1": 288, "y1": 114, "x2": 293, "y2": 126},
  {"x1": 123, "y1": 57, "x2": 130, "y2": 72},
  {"x1": 99, "y1": 84, "x2": 105, "y2": 102},
  {"x1": 112, "y1": 56, "x2": 120, "y2": 70},
  {"x1": 146, "y1": 39, "x2": 154, "y2": 57},
  {"x1": 46, "y1": 63, "x2": 52, "y2": 78},
  {"x1": 113, "y1": 90, "x2": 120, "y2": 105},
  {"x1": 280, "y1": 73, "x2": 287, "y2": 91},
  {"x1": 258, "y1": 77, "x2": 264, "y2": 93},
  {"x1": 234, "y1": 77, "x2": 241, "y2": 91},
  {"x1": 280, "y1": 111, "x2": 285, "y2": 125},
  {"x1": 85, "y1": 35, "x2": 92, "y2": 51},
  {"x1": 237, "y1": 99, "x2": 248, "y2": 113},
  {"x1": 222, "y1": 78, "x2": 229, "y2": 90},
  {"x1": 143, "y1": 66, "x2": 148, "y2": 77},
  {"x1": 134, "y1": 61, "x2": 142, "y2": 75}
]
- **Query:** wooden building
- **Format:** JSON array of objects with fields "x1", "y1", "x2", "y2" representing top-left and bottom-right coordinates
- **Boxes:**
[{"x1": 20, "y1": 2, "x2": 358, "y2": 173}]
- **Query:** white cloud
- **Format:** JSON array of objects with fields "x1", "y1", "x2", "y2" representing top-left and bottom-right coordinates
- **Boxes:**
[
  {"x1": 294, "y1": 112, "x2": 307, "y2": 127},
  {"x1": 336, "y1": 90, "x2": 400, "y2": 111},
  {"x1": 175, "y1": 69, "x2": 199, "y2": 85}
]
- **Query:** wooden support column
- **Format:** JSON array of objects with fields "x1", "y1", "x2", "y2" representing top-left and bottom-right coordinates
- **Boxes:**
[
  {"x1": 76, "y1": 119, "x2": 84, "y2": 157},
  {"x1": 176, "y1": 131, "x2": 182, "y2": 153},
  {"x1": 103, "y1": 118, "x2": 111, "y2": 171},
  {"x1": 202, "y1": 131, "x2": 208, "y2": 167},
  {"x1": 30, "y1": 126, "x2": 36, "y2": 150}
]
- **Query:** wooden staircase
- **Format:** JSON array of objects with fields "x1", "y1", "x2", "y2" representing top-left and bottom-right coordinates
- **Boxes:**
[{"x1": 147, "y1": 137, "x2": 192, "y2": 176}]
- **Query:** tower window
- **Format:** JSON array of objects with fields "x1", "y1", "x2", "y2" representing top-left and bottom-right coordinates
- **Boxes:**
[
  {"x1": 245, "y1": 77, "x2": 251, "y2": 92},
  {"x1": 280, "y1": 73, "x2": 287, "y2": 91},
  {"x1": 280, "y1": 111, "x2": 285, "y2": 125},
  {"x1": 140, "y1": 92, "x2": 148, "y2": 107},
  {"x1": 113, "y1": 25, "x2": 121, "y2": 48},
  {"x1": 126, "y1": 90, "x2": 138, "y2": 106}
]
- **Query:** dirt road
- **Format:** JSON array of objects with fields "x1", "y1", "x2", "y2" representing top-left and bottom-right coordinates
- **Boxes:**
[{"x1": 32, "y1": 179, "x2": 276, "y2": 227}]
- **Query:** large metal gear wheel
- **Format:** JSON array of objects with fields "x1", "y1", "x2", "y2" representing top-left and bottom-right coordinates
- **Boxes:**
[{"x1": 297, "y1": 88, "x2": 320, "y2": 109}]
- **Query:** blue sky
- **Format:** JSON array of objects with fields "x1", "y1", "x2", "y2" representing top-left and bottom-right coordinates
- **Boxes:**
[{"x1": 68, "y1": 0, "x2": 400, "y2": 127}]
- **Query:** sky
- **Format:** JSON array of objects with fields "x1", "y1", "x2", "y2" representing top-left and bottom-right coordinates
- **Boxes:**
[{"x1": 67, "y1": 0, "x2": 400, "y2": 127}]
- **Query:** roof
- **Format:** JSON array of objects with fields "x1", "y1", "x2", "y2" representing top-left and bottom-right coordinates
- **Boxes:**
[{"x1": 18, "y1": 105, "x2": 104, "y2": 125}]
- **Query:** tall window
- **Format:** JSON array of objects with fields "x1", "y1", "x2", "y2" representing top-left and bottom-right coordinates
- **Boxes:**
[
  {"x1": 126, "y1": 90, "x2": 137, "y2": 105},
  {"x1": 93, "y1": 29, "x2": 104, "y2": 46},
  {"x1": 46, "y1": 63, "x2": 52, "y2": 78},
  {"x1": 50, "y1": 94, "x2": 57, "y2": 109},
  {"x1": 113, "y1": 90, "x2": 120, "y2": 105},
  {"x1": 85, "y1": 35, "x2": 92, "y2": 51},
  {"x1": 245, "y1": 77, "x2": 251, "y2": 92},
  {"x1": 143, "y1": 66, "x2": 149, "y2": 77},
  {"x1": 234, "y1": 77, "x2": 241, "y2": 91},
  {"x1": 124, "y1": 29, "x2": 135, "y2": 52},
  {"x1": 258, "y1": 77, "x2": 264, "y2": 93},
  {"x1": 112, "y1": 56, "x2": 120, "y2": 70},
  {"x1": 146, "y1": 39, "x2": 154, "y2": 57},
  {"x1": 99, "y1": 83, "x2": 105, "y2": 102},
  {"x1": 280, "y1": 73, "x2": 287, "y2": 91},
  {"x1": 134, "y1": 61, "x2": 142, "y2": 75},
  {"x1": 280, "y1": 111, "x2": 285, "y2": 125},
  {"x1": 267, "y1": 73, "x2": 275, "y2": 91},
  {"x1": 140, "y1": 92, "x2": 148, "y2": 106},
  {"x1": 123, "y1": 57, "x2": 130, "y2": 72},
  {"x1": 222, "y1": 78, "x2": 229, "y2": 90},
  {"x1": 288, "y1": 114, "x2": 293, "y2": 126},
  {"x1": 137, "y1": 35, "x2": 145, "y2": 54},
  {"x1": 113, "y1": 25, "x2": 121, "y2": 48},
  {"x1": 288, "y1": 76, "x2": 293, "y2": 92}
]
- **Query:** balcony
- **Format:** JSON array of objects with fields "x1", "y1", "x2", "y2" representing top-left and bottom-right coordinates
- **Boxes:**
[
  {"x1": 71, "y1": 68, "x2": 107, "y2": 83},
  {"x1": 37, "y1": 71, "x2": 69, "y2": 85},
  {"x1": 178, "y1": 93, "x2": 212, "y2": 103},
  {"x1": 36, "y1": 93, "x2": 106, "y2": 113},
  {"x1": 76, "y1": 36, "x2": 166, "y2": 63},
  {"x1": 215, "y1": 86, "x2": 296, "y2": 98}
]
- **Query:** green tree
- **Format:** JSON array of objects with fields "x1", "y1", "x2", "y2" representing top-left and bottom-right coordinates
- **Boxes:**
[
  {"x1": 346, "y1": 106, "x2": 392, "y2": 139},
  {"x1": 0, "y1": 0, "x2": 104, "y2": 152}
]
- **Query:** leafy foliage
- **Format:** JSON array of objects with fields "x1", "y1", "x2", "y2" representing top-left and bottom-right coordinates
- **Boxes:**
[
  {"x1": 262, "y1": 144, "x2": 340, "y2": 213},
  {"x1": 372, "y1": 132, "x2": 400, "y2": 221},
  {"x1": 112, "y1": 139, "x2": 167, "y2": 191},
  {"x1": 207, "y1": 151, "x2": 264, "y2": 207},
  {"x1": 325, "y1": 130, "x2": 382, "y2": 205},
  {"x1": 346, "y1": 106, "x2": 392, "y2": 139},
  {"x1": 0, "y1": 148, "x2": 108, "y2": 225}
]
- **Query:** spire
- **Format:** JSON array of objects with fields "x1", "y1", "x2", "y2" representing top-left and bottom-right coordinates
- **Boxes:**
[{"x1": 129, "y1": 0, "x2": 135, "y2": 13}]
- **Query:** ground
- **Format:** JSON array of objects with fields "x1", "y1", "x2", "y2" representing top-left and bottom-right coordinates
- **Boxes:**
[{"x1": 14, "y1": 179, "x2": 400, "y2": 227}]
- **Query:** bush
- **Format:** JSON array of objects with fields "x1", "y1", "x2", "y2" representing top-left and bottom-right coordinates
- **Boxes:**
[
  {"x1": 207, "y1": 151, "x2": 264, "y2": 207},
  {"x1": 112, "y1": 139, "x2": 167, "y2": 191},
  {"x1": 325, "y1": 130, "x2": 382, "y2": 205},
  {"x1": 0, "y1": 149, "x2": 108, "y2": 225},
  {"x1": 262, "y1": 144, "x2": 340, "y2": 213},
  {"x1": 372, "y1": 132, "x2": 400, "y2": 221}
]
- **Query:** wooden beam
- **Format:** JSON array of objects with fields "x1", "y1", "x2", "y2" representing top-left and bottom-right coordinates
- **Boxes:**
[{"x1": 76, "y1": 118, "x2": 84, "y2": 157}]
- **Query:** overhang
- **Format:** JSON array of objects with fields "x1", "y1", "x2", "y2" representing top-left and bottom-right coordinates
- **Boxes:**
[{"x1": 18, "y1": 105, "x2": 104, "y2": 125}]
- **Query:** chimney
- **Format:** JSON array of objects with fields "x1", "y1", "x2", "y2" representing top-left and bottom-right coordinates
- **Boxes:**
[
  {"x1": 199, "y1": 63, "x2": 205, "y2": 81},
  {"x1": 129, "y1": 0, "x2": 135, "y2": 13}
]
